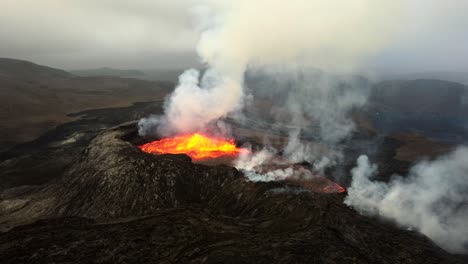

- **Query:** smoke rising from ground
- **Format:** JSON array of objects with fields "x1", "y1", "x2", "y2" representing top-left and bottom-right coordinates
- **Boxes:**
[
  {"x1": 139, "y1": 0, "x2": 403, "y2": 137},
  {"x1": 246, "y1": 68, "x2": 371, "y2": 144},
  {"x1": 233, "y1": 69, "x2": 370, "y2": 179},
  {"x1": 141, "y1": 68, "x2": 243, "y2": 135},
  {"x1": 345, "y1": 148, "x2": 468, "y2": 253}
]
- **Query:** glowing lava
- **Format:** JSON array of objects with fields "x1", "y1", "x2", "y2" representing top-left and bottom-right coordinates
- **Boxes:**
[
  {"x1": 139, "y1": 133, "x2": 249, "y2": 161},
  {"x1": 248, "y1": 164, "x2": 346, "y2": 194},
  {"x1": 297, "y1": 178, "x2": 346, "y2": 194}
]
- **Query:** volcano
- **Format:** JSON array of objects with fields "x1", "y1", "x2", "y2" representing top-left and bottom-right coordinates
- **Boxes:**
[
  {"x1": 0, "y1": 122, "x2": 465, "y2": 263},
  {"x1": 139, "y1": 133, "x2": 345, "y2": 193}
]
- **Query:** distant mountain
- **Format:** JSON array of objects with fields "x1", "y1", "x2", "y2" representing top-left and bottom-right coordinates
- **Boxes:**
[
  {"x1": 386, "y1": 72, "x2": 468, "y2": 86},
  {"x1": 0, "y1": 58, "x2": 174, "y2": 151},
  {"x1": 71, "y1": 67, "x2": 185, "y2": 82},
  {"x1": 140, "y1": 69, "x2": 184, "y2": 82},
  {"x1": 0, "y1": 58, "x2": 72, "y2": 80},
  {"x1": 70, "y1": 67, "x2": 145, "y2": 78}
]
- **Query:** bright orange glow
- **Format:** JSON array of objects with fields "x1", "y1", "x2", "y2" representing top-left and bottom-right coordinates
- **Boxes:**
[{"x1": 139, "y1": 133, "x2": 249, "y2": 160}]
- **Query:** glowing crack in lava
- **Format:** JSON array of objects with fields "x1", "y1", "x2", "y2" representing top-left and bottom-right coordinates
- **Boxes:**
[
  {"x1": 243, "y1": 164, "x2": 346, "y2": 194},
  {"x1": 139, "y1": 133, "x2": 249, "y2": 161}
]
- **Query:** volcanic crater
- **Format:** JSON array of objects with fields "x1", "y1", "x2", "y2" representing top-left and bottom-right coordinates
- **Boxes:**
[{"x1": 132, "y1": 127, "x2": 345, "y2": 194}]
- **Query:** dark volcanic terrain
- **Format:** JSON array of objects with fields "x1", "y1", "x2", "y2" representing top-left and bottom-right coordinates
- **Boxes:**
[
  {"x1": 0, "y1": 59, "x2": 467, "y2": 263},
  {"x1": 0, "y1": 58, "x2": 173, "y2": 151},
  {"x1": 1, "y1": 123, "x2": 466, "y2": 263}
]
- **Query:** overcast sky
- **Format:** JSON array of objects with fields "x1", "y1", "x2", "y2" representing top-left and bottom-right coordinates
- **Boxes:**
[{"x1": 1, "y1": 0, "x2": 467, "y2": 73}]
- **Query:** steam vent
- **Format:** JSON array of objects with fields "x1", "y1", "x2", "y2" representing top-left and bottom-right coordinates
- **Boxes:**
[{"x1": 0, "y1": 122, "x2": 464, "y2": 263}]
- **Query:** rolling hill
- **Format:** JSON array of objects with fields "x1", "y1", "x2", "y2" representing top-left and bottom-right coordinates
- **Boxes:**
[{"x1": 0, "y1": 58, "x2": 173, "y2": 151}]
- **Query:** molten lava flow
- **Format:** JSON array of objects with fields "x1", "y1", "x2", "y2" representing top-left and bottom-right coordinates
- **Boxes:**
[
  {"x1": 139, "y1": 133, "x2": 249, "y2": 161},
  {"x1": 301, "y1": 178, "x2": 346, "y2": 194},
  {"x1": 248, "y1": 163, "x2": 346, "y2": 194}
]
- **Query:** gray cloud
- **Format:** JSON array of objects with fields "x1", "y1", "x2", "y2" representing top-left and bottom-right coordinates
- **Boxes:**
[
  {"x1": 0, "y1": 0, "x2": 467, "y2": 73},
  {"x1": 366, "y1": 0, "x2": 468, "y2": 73},
  {"x1": 0, "y1": 0, "x2": 198, "y2": 69}
]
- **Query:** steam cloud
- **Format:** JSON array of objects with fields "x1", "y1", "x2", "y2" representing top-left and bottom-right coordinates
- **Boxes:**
[
  {"x1": 139, "y1": 0, "x2": 404, "y2": 137},
  {"x1": 233, "y1": 68, "x2": 370, "y2": 179},
  {"x1": 345, "y1": 148, "x2": 468, "y2": 254}
]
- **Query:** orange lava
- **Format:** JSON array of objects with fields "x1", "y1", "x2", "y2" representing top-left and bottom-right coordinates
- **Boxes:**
[
  {"x1": 325, "y1": 185, "x2": 346, "y2": 193},
  {"x1": 253, "y1": 164, "x2": 346, "y2": 194},
  {"x1": 139, "y1": 133, "x2": 249, "y2": 160}
]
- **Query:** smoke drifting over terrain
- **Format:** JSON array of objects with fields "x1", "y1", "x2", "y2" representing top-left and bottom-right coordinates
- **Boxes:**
[
  {"x1": 233, "y1": 68, "x2": 370, "y2": 179},
  {"x1": 246, "y1": 68, "x2": 371, "y2": 144},
  {"x1": 139, "y1": 1, "x2": 468, "y2": 253},
  {"x1": 139, "y1": 0, "x2": 403, "y2": 136},
  {"x1": 138, "y1": 0, "x2": 401, "y2": 188},
  {"x1": 345, "y1": 149, "x2": 468, "y2": 254}
]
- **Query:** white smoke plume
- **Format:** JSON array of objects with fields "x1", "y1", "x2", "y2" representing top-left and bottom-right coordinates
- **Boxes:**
[
  {"x1": 152, "y1": 68, "x2": 243, "y2": 135},
  {"x1": 236, "y1": 148, "x2": 276, "y2": 172},
  {"x1": 234, "y1": 68, "x2": 369, "y2": 180},
  {"x1": 345, "y1": 148, "x2": 468, "y2": 254},
  {"x1": 247, "y1": 68, "x2": 371, "y2": 143},
  {"x1": 282, "y1": 127, "x2": 344, "y2": 169},
  {"x1": 139, "y1": 0, "x2": 405, "y2": 137},
  {"x1": 235, "y1": 147, "x2": 334, "y2": 183}
]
